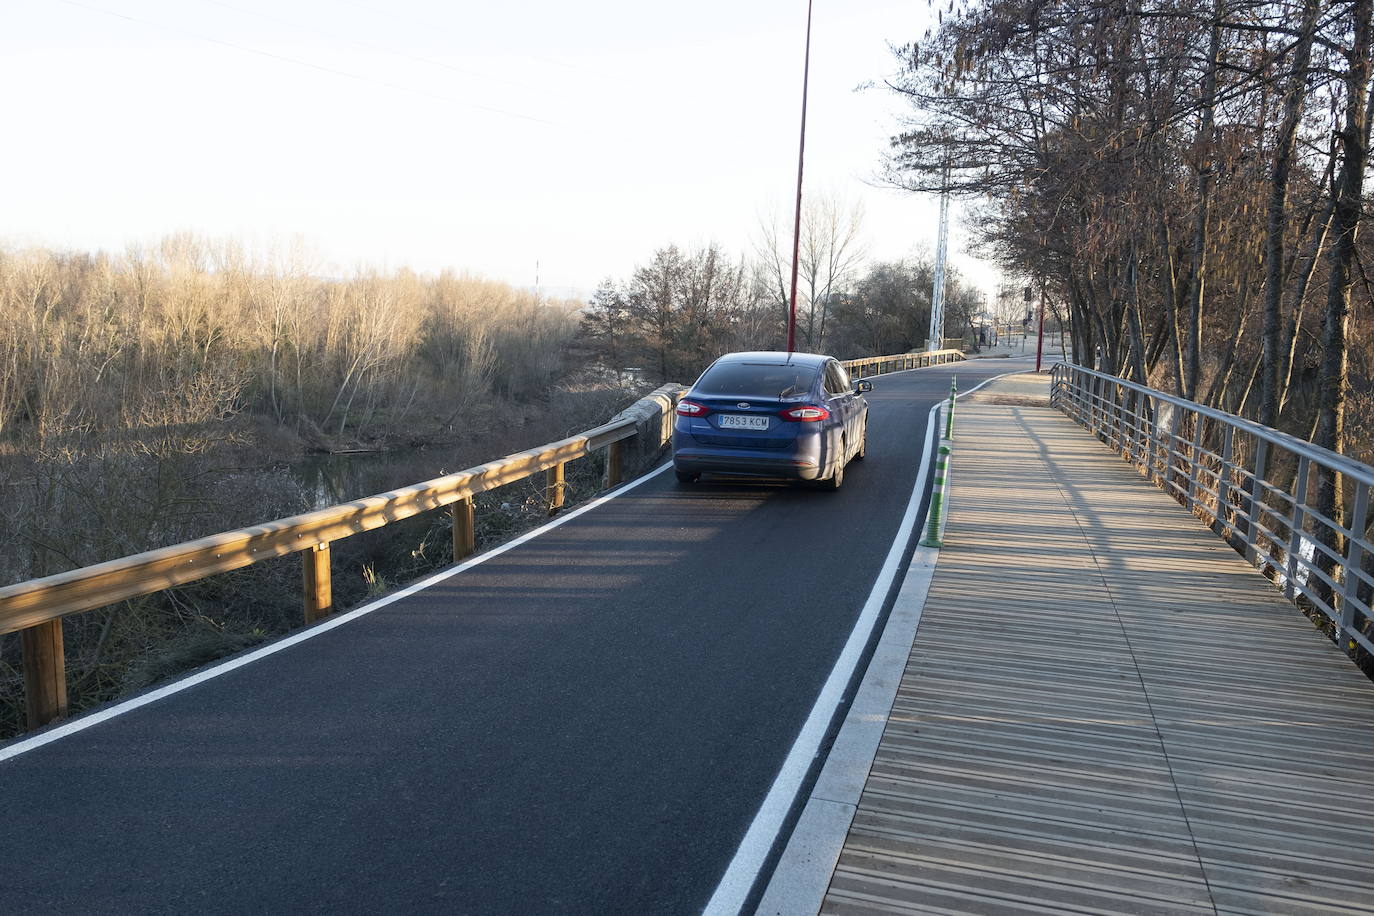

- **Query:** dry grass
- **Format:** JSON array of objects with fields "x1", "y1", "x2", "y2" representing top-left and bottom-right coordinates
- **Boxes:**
[
  {"x1": 0, "y1": 236, "x2": 601, "y2": 737},
  {"x1": 0, "y1": 236, "x2": 580, "y2": 452}
]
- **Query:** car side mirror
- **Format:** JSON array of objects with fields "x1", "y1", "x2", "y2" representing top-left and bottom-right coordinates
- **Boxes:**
[{"x1": 855, "y1": 380, "x2": 873, "y2": 393}]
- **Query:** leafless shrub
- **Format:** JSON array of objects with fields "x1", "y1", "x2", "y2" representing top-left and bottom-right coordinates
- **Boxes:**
[{"x1": 0, "y1": 237, "x2": 592, "y2": 736}]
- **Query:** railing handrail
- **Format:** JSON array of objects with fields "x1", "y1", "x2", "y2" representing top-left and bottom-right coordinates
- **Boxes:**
[{"x1": 1051, "y1": 362, "x2": 1374, "y2": 488}]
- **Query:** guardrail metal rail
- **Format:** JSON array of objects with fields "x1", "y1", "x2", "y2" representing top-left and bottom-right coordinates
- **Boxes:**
[
  {"x1": 1, "y1": 349, "x2": 965, "y2": 731},
  {"x1": 1050, "y1": 362, "x2": 1374, "y2": 665}
]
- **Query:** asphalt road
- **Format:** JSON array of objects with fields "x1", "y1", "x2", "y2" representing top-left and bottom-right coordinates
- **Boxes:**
[{"x1": 0, "y1": 358, "x2": 1024, "y2": 915}]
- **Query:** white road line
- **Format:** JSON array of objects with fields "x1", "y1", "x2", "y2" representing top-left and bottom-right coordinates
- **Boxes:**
[
  {"x1": 0, "y1": 462, "x2": 675, "y2": 764},
  {"x1": 702, "y1": 371, "x2": 1020, "y2": 916}
]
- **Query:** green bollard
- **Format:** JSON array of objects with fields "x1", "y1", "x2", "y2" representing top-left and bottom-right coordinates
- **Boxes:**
[
  {"x1": 920, "y1": 441, "x2": 953, "y2": 548},
  {"x1": 944, "y1": 376, "x2": 957, "y2": 439}
]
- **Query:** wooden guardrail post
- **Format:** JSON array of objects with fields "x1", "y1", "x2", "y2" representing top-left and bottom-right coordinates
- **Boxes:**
[
  {"x1": 547, "y1": 461, "x2": 566, "y2": 515},
  {"x1": 22, "y1": 619, "x2": 67, "y2": 731},
  {"x1": 606, "y1": 441, "x2": 625, "y2": 488},
  {"x1": 452, "y1": 496, "x2": 476, "y2": 562},
  {"x1": 303, "y1": 543, "x2": 332, "y2": 624}
]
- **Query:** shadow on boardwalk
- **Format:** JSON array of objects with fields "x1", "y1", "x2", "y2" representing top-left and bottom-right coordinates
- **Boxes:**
[{"x1": 823, "y1": 378, "x2": 1374, "y2": 915}]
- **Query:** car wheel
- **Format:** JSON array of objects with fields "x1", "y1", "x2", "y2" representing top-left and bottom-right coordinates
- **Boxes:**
[
  {"x1": 854, "y1": 422, "x2": 867, "y2": 461},
  {"x1": 820, "y1": 447, "x2": 845, "y2": 490},
  {"x1": 675, "y1": 470, "x2": 699, "y2": 484}
]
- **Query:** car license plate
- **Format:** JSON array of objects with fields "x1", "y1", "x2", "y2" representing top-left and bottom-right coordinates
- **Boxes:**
[{"x1": 718, "y1": 414, "x2": 769, "y2": 430}]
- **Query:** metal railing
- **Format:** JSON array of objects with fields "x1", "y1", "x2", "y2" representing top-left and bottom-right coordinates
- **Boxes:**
[
  {"x1": 2, "y1": 348, "x2": 965, "y2": 731},
  {"x1": 1050, "y1": 363, "x2": 1374, "y2": 660}
]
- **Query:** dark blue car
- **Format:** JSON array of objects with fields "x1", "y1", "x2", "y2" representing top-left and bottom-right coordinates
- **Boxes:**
[{"x1": 672, "y1": 351, "x2": 871, "y2": 489}]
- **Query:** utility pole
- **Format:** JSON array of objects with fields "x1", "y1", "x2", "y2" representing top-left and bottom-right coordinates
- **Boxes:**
[
  {"x1": 786, "y1": 0, "x2": 814, "y2": 354},
  {"x1": 928, "y1": 166, "x2": 950, "y2": 350}
]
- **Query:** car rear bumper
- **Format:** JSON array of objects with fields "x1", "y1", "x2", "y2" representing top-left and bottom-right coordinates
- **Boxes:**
[{"x1": 672, "y1": 447, "x2": 823, "y2": 480}]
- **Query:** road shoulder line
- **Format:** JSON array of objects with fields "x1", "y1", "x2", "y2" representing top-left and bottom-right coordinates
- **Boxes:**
[
  {"x1": 0, "y1": 463, "x2": 674, "y2": 763},
  {"x1": 754, "y1": 544, "x2": 939, "y2": 915}
]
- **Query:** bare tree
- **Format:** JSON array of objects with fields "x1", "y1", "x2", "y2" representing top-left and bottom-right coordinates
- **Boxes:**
[{"x1": 757, "y1": 194, "x2": 867, "y2": 351}]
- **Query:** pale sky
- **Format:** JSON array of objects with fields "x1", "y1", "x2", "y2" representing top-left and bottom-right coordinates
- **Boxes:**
[{"x1": 3, "y1": 0, "x2": 997, "y2": 300}]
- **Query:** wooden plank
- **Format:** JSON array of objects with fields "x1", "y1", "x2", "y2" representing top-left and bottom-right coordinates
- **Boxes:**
[{"x1": 822, "y1": 397, "x2": 1374, "y2": 914}]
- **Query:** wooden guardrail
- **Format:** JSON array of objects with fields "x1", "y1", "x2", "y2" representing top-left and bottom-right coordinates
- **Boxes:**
[{"x1": 1, "y1": 350, "x2": 964, "y2": 732}]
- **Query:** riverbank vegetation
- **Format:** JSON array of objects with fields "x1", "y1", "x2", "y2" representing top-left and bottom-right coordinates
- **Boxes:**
[{"x1": 0, "y1": 236, "x2": 612, "y2": 735}]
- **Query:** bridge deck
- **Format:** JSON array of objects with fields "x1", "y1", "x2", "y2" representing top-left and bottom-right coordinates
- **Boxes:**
[{"x1": 822, "y1": 382, "x2": 1374, "y2": 914}]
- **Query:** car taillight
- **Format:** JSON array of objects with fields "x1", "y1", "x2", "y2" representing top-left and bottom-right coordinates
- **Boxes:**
[
  {"x1": 676, "y1": 399, "x2": 709, "y2": 417},
  {"x1": 780, "y1": 405, "x2": 830, "y2": 422}
]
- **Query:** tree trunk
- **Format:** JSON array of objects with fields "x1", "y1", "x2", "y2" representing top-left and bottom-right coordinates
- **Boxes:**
[
  {"x1": 1182, "y1": 1, "x2": 1223, "y2": 400},
  {"x1": 1259, "y1": 0, "x2": 1320, "y2": 427},
  {"x1": 1125, "y1": 242, "x2": 1149, "y2": 384},
  {"x1": 1158, "y1": 217, "x2": 1188, "y2": 394},
  {"x1": 1279, "y1": 197, "x2": 1334, "y2": 416},
  {"x1": 1313, "y1": 0, "x2": 1373, "y2": 603},
  {"x1": 1202, "y1": 286, "x2": 1252, "y2": 409}
]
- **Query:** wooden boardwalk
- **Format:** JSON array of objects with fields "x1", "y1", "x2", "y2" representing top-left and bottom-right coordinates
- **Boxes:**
[{"x1": 822, "y1": 378, "x2": 1374, "y2": 915}]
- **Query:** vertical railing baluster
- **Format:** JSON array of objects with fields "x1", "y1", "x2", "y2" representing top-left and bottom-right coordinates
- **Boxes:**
[
  {"x1": 1339, "y1": 484, "x2": 1370, "y2": 650},
  {"x1": 1075, "y1": 367, "x2": 1089, "y2": 425},
  {"x1": 1147, "y1": 395, "x2": 1162, "y2": 483},
  {"x1": 1143, "y1": 391, "x2": 1156, "y2": 471},
  {"x1": 1133, "y1": 389, "x2": 1148, "y2": 472},
  {"x1": 1286, "y1": 456, "x2": 1311, "y2": 601},
  {"x1": 1243, "y1": 438, "x2": 1269, "y2": 566},
  {"x1": 1218, "y1": 425, "x2": 1235, "y2": 535},
  {"x1": 1089, "y1": 374, "x2": 1101, "y2": 439},
  {"x1": 1186, "y1": 408, "x2": 1205, "y2": 513},
  {"x1": 1113, "y1": 379, "x2": 1126, "y2": 455},
  {"x1": 1167, "y1": 404, "x2": 1183, "y2": 499}
]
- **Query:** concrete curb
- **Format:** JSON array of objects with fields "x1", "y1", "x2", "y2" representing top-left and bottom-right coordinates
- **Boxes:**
[{"x1": 753, "y1": 545, "x2": 940, "y2": 916}]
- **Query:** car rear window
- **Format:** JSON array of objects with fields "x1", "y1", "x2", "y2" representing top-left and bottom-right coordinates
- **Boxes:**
[{"x1": 693, "y1": 362, "x2": 819, "y2": 398}]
